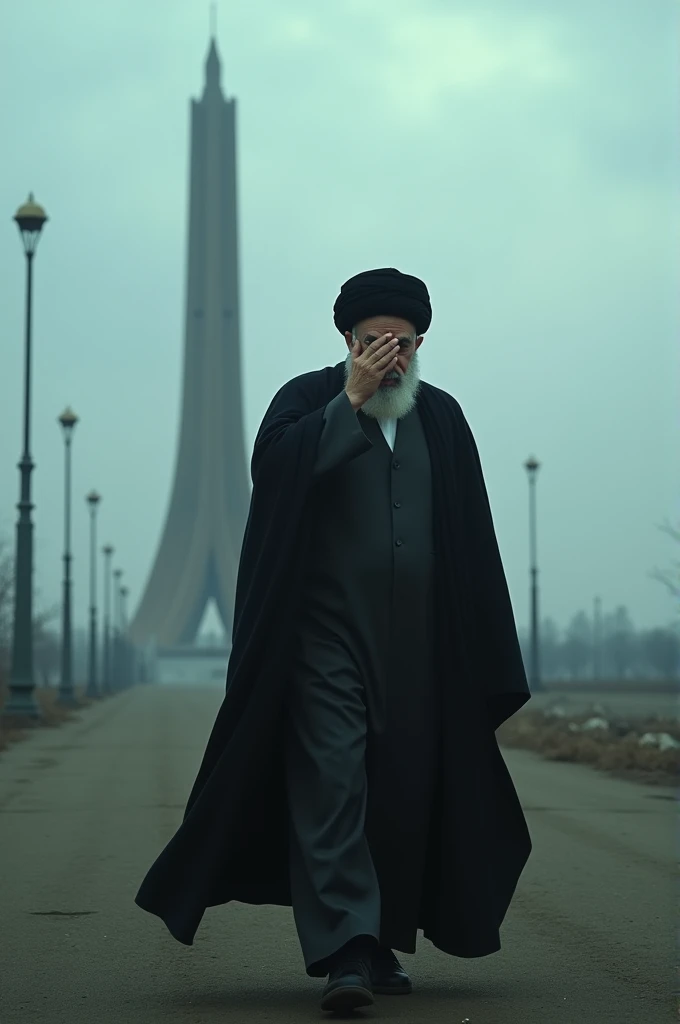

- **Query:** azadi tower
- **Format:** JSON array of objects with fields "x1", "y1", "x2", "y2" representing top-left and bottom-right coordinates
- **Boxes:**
[{"x1": 130, "y1": 36, "x2": 250, "y2": 648}]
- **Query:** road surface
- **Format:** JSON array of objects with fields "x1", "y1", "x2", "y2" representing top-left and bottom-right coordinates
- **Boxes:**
[{"x1": 0, "y1": 685, "x2": 674, "y2": 1023}]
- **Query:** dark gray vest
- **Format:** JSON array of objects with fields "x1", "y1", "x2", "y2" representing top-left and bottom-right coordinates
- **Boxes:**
[{"x1": 300, "y1": 405, "x2": 435, "y2": 726}]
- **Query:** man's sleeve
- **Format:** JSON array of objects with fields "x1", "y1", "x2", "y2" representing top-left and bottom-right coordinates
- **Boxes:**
[{"x1": 313, "y1": 390, "x2": 372, "y2": 478}]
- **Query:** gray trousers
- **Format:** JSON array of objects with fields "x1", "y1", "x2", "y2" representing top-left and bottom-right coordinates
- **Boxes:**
[{"x1": 284, "y1": 630, "x2": 381, "y2": 977}]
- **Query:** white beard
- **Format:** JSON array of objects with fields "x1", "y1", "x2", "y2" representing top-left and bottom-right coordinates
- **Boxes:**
[{"x1": 344, "y1": 350, "x2": 422, "y2": 420}]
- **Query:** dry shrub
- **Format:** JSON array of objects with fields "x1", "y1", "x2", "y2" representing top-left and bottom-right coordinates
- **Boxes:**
[
  {"x1": 498, "y1": 710, "x2": 679, "y2": 784},
  {"x1": 543, "y1": 734, "x2": 607, "y2": 765},
  {"x1": 0, "y1": 722, "x2": 27, "y2": 751},
  {"x1": 0, "y1": 681, "x2": 89, "y2": 753},
  {"x1": 36, "y1": 686, "x2": 90, "y2": 725}
]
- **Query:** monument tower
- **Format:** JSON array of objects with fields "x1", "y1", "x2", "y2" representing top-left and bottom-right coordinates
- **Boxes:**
[{"x1": 130, "y1": 34, "x2": 250, "y2": 652}]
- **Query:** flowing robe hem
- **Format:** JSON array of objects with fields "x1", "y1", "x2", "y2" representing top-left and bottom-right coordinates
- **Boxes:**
[{"x1": 134, "y1": 892, "x2": 512, "y2": 960}]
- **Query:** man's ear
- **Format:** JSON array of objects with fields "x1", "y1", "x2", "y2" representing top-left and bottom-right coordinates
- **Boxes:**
[
  {"x1": 345, "y1": 330, "x2": 354, "y2": 351},
  {"x1": 415, "y1": 335, "x2": 425, "y2": 351}
]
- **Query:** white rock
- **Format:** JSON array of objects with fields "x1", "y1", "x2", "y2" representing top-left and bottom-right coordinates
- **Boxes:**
[
  {"x1": 581, "y1": 716, "x2": 610, "y2": 731},
  {"x1": 639, "y1": 731, "x2": 680, "y2": 751},
  {"x1": 545, "y1": 704, "x2": 568, "y2": 718}
]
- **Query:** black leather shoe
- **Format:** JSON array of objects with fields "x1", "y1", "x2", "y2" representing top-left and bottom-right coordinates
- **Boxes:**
[
  {"x1": 321, "y1": 958, "x2": 374, "y2": 1013},
  {"x1": 370, "y1": 947, "x2": 412, "y2": 995}
]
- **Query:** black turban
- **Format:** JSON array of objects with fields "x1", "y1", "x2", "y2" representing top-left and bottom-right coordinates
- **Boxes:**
[{"x1": 333, "y1": 267, "x2": 432, "y2": 336}]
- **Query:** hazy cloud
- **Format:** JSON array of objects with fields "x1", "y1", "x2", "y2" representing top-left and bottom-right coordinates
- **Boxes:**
[{"x1": 0, "y1": 0, "x2": 677, "y2": 638}]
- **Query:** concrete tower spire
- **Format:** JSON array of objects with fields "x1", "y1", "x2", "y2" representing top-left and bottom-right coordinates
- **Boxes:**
[
  {"x1": 205, "y1": 38, "x2": 221, "y2": 92},
  {"x1": 130, "y1": 34, "x2": 249, "y2": 651},
  {"x1": 205, "y1": 3, "x2": 222, "y2": 93}
]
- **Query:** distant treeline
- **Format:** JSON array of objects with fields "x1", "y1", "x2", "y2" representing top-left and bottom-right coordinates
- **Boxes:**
[{"x1": 518, "y1": 606, "x2": 680, "y2": 682}]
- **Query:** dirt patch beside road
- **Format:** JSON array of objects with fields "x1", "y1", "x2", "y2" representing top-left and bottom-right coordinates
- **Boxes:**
[
  {"x1": 498, "y1": 708, "x2": 679, "y2": 786},
  {"x1": 0, "y1": 683, "x2": 89, "y2": 752}
]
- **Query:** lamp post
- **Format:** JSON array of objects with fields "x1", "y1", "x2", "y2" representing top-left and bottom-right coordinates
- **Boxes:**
[
  {"x1": 85, "y1": 491, "x2": 101, "y2": 698},
  {"x1": 120, "y1": 586, "x2": 129, "y2": 634},
  {"x1": 113, "y1": 569, "x2": 123, "y2": 628},
  {"x1": 524, "y1": 456, "x2": 542, "y2": 692},
  {"x1": 4, "y1": 195, "x2": 48, "y2": 719},
  {"x1": 57, "y1": 407, "x2": 78, "y2": 707},
  {"x1": 112, "y1": 568, "x2": 123, "y2": 689},
  {"x1": 102, "y1": 545, "x2": 114, "y2": 694},
  {"x1": 120, "y1": 585, "x2": 131, "y2": 687}
]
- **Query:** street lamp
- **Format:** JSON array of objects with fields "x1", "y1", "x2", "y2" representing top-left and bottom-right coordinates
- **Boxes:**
[
  {"x1": 113, "y1": 569, "x2": 123, "y2": 627},
  {"x1": 120, "y1": 586, "x2": 129, "y2": 633},
  {"x1": 85, "y1": 491, "x2": 101, "y2": 698},
  {"x1": 58, "y1": 407, "x2": 78, "y2": 707},
  {"x1": 112, "y1": 568, "x2": 123, "y2": 689},
  {"x1": 524, "y1": 456, "x2": 542, "y2": 691},
  {"x1": 4, "y1": 195, "x2": 49, "y2": 719},
  {"x1": 120, "y1": 585, "x2": 131, "y2": 688},
  {"x1": 101, "y1": 545, "x2": 114, "y2": 694}
]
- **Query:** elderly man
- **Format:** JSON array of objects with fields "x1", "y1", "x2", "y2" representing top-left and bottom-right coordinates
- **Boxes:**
[{"x1": 136, "y1": 268, "x2": 531, "y2": 1014}]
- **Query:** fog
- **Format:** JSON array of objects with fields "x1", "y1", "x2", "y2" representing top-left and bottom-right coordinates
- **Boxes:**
[{"x1": 1, "y1": 0, "x2": 677, "y2": 637}]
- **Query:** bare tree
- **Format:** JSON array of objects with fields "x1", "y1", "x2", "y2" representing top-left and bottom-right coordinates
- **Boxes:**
[
  {"x1": 540, "y1": 618, "x2": 562, "y2": 681},
  {"x1": 604, "y1": 605, "x2": 637, "y2": 679},
  {"x1": 651, "y1": 521, "x2": 680, "y2": 600},
  {"x1": 561, "y1": 611, "x2": 592, "y2": 679},
  {"x1": 642, "y1": 628, "x2": 680, "y2": 680}
]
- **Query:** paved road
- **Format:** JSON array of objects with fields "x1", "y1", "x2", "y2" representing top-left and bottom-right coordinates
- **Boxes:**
[{"x1": 0, "y1": 686, "x2": 674, "y2": 1023}]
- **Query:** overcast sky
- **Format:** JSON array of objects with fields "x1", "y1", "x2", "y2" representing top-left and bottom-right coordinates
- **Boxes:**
[{"x1": 1, "y1": 0, "x2": 678, "y2": 639}]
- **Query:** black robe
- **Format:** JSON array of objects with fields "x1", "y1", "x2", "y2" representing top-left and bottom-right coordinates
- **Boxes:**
[{"x1": 135, "y1": 361, "x2": 531, "y2": 958}]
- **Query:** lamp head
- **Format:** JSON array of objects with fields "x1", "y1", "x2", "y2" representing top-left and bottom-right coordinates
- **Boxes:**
[
  {"x1": 524, "y1": 455, "x2": 540, "y2": 477},
  {"x1": 14, "y1": 193, "x2": 48, "y2": 255},
  {"x1": 86, "y1": 490, "x2": 101, "y2": 508},
  {"x1": 58, "y1": 406, "x2": 78, "y2": 439}
]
